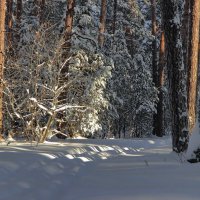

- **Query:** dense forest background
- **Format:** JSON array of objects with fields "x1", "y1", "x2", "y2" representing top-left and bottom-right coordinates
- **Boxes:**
[{"x1": 0, "y1": 0, "x2": 200, "y2": 154}]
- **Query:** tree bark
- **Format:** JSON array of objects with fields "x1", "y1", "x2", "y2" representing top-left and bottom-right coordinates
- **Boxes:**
[
  {"x1": 39, "y1": 0, "x2": 45, "y2": 23},
  {"x1": 16, "y1": 0, "x2": 22, "y2": 26},
  {"x1": 56, "y1": 0, "x2": 75, "y2": 137},
  {"x1": 187, "y1": 0, "x2": 200, "y2": 133},
  {"x1": 181, "y1": 0, "x2": 190, "y2": 73},
  {"x1": 112, "y1": 0, "x2": 117, "y2": 34},
  {"x1": 62, "y1": 0, "x2": 75, "y2": 58},
  {"x1": 98, "y1": 0, "x2": 107, "y2": 47},
  {"x1": 60, "y1": 0, "x2": 75, "y2": 83},
  {"x1": 6, "y1": 0, "x2": 13, "y2": 49},
  {"x1": 16, "y1": 0, "x2": 22, "y2": 42},
  {"x1": 162, "y1": 0, "x2": 189, "y2": 152},
  {"x1": 151, "y1": 0, "x2": 159, "y2": 136},
  {"x1": 156, "y1": 31, "x2": 165, "y2": 137},
  {"x1": 0, "y1": 0, "x2": 6, "y2": 136}
]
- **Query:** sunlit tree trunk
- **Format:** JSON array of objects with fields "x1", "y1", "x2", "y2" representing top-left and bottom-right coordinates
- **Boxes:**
[
  {"x1": 56, "y1": 0, "x2": 75, "y2": 137},
  {"x1": 62, "y1": 0, "x2": 75, "y2": 58},
  {"x1": 0, "y1": 0, "x2": 6, "y2": 137},
  {"x1": 156, "y1": 31, "x2": 165, "y2": 137},
  {"x1": 187, "y1": 0, "x2": 200, "y2": 133},
  {"x1": 98, "y1": 0, "x2": 107, "y2": 47}
]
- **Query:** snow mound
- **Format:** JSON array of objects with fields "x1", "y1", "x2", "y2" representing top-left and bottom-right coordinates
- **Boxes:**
[{"x1": 186, "y1": 122, "x2": 200, "y2": 159}]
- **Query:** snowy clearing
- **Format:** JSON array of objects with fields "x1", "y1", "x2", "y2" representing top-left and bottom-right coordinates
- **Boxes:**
[{"x1": 0, "y1": 137, "x2": 199, "y2": 200}]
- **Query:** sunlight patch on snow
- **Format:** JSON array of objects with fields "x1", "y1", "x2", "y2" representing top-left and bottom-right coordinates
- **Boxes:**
[
  {"x1": 44, "y1": 141, "x2": 64, "y2": 146},
  {"x1": 72, "y1": 148, "x2": 87, "y2": 154},
  {"x1": 8, "y1": 146, "x2": 30, "y2": 151},
  {"x1": 148, "y1": 140, "x2": 155, "y2": 144},
  {"x1": 122, "y1": 154, "x2": 144, "y2": 157},
  {"x1": 98, "y1": 146, "x2": 114, "y2": 151},
  {"x1": 113, "y1": 146, "x2": 125, "y2": 153},
  {"x1": 100, "y1": 156, "x2": 107, "y2": 160},
  {"x1": 77, "y1": 157, "x2": 92, "y2": 162},
  {"x1": 89, "y1": 146, "x2": 99, "y2": 152},
  {"x1": 39, "y1": 153, "x2": 57, "y2": 159},
  {"x1": 65, "y1": 154, "x2": 74, "y2": 159},
  {"x1": 99, "y1": 152, "x2": 111, "y2": 158}
]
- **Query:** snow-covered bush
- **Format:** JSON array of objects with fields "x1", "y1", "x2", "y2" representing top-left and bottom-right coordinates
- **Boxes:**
[{"x1": 64, "y1": 50, "x2": 112, "y2": 137}]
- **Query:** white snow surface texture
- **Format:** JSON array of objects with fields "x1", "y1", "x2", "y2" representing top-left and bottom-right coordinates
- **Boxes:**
[{"x1": 0, "y1": 137, "x2": 199, "y2": 200}]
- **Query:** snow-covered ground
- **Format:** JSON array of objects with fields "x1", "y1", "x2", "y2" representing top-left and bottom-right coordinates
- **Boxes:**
[{"x1": 0, "y1": 137, "x2": 199, "y2": 200}]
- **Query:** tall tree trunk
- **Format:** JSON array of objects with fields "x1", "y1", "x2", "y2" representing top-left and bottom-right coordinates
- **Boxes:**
[
  {"x1": 181, "y1": 0, "x2": 190, "y2": 73},
  {"x1": 0, "y1": 0, "x2": 6, "y2": 136},
  {"x1": 16, "y1": 0, "x2": 22, "y2": 27},
  {"x1": 162, "y1": 0, "x2": 189, "y2": 152},
  {"x1": 112, "y1": 0, "x2": 117, "y2": 34},
  {"x1": 16, "y1": 0, "x2": 22, "y2": 42},
  {"x1": 151, "y1": 0, "x2": 159, "y2": 136},
  {"x1": 56, "y1": 0, "x2": 75, "y2": 137},
  {"x1": 187, "y1": 0, "x2": 200, "y2": 133},
  {"x1": 156, "y1": 31, "x2": 165, "y2": 137},
  {"x1": 98, "y1": 0, "x2": 107, "y2": 48},
  {"x1": 39, "y1": 0, "x2": 45, "y2": 24},
  {"x1": 6, "y1": 0, "x2": 13, "y2": 50},
  {"x1": 62, "y1": 0, "x2": 75, "y2": 58},
  {"x1": 60, "y1": 0, "x2": 75, "y2": 83}
]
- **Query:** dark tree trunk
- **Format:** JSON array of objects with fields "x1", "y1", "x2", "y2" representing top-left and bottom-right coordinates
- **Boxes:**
[
  {"x1": 39, "y1": 0, "x2": 45, "y2": 23},
  {"x1": 16, "y1": 0, "x2": 22, "y2": 42},
  {"x1": 162, "y1": 0, "x2": 189, "y2": 152},
  {"x1": 112, "y1": 0, "x2": 117, "y2": 34},
  {"x1": 181, "y1": 0, "x2": 190, "y2": 73},
  {"x1": 98, "y1": 0, "x2": 107, "y2": 47},
  {"x1": 151, "y1": 0, "x2": 159, "y2": 136},
  {"x1": 6, "y1": 0, "x2": 13, "y2": 50},
  {"x1": 16, "y1": 0, "x2": 22, "y2": 23},
  {"x1": 187, "y1": 0, "x2": 200, "y2": 133}
]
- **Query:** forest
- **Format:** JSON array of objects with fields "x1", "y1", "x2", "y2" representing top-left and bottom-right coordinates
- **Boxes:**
[
  {"x1": 0, "y1": 0, "x2": 199, "y2": 152},
  {"x1": 0, "y1": 0, "x2": 200, "y2": 199}
]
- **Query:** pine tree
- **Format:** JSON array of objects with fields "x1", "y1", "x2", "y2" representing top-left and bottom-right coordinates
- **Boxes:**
[
  {"x1": 181, "y1": 0, "x2": 190, "y2": 72},
  {"x1": 156, "y1": 31, "x2": 165, "y2": 137},
  {"x1": 151, "y1": 0, "x2": 159, "y2": 136},
  {"x1": 63, "y1": 0, "x2": 75, "y2": 57},
  {"x1": 6, "y1": 0, "x2": 13, "y2": 50},
  {"x1": 112, "y1": 0, "x2": 117, "y2": 34},
  {"x1": 98, "y1": 0, "x2": 107, "y2": 47},
  {"x1": 187, "y1": 0, "x2": 200, "y2": 132},
  {"x1": 0, "y1": 0, "x2": 6, "y2": 136},
  {"x1": 39, "y1": 0, "x2": 45, "y2": 23},
  {"x1": 16, "y1": 0, "x2": 22, "y2": 42},
  {"x1": 162, "y1": 0, "x2": 189, "y2": 152}
]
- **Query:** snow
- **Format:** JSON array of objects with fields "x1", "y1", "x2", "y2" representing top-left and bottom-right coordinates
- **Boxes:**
[
  {"x1": 0, "y1": 137, "x2": 199, "y2": 200},
  {"x1": 186, "y1": 121, "x2": 200, "y2": 159}
]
